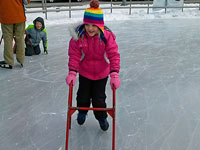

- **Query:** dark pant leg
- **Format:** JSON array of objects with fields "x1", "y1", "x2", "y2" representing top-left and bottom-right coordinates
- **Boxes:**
[
  {"x1": 77, "y1": 75, "x2": 92, "y2": 114},
  {"x1": 25, "y1": 44, "x2": 34, "y2": 56},
  {"x1": 34, "y1": 45, "x2": 41, "y2": 55},
  {"x1": 25, "y1": 44, "x2": 41, "y2": 56},
  {"x1": 91, "y1": 77, "x2": 108, "y2": 120}
]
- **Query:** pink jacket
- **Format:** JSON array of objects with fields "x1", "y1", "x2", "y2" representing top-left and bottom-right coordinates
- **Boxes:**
[{"x1": 68, "y1": 29, "x2": 120, "y2": 80}]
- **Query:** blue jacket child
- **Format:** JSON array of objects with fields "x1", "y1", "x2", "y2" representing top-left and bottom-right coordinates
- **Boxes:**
[{"x1": 25, "y1": 17, "x2": 48, "y2": 56}]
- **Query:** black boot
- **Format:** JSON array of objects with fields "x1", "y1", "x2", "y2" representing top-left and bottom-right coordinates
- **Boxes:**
[
  {"x1": 77, "y1": 113, "x2": 86, "y2": 125},
  {"x1": 98, "y1": 118, "x2": 109, "y2": 131},
  {"x1": 0, "y1": 61, "x2": 12, "y2": 69}
]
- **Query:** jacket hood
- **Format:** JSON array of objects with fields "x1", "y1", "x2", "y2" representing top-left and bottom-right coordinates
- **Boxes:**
[
  {"x1": 68, "y1": 22, "x2": 83, "y2": 41},
  {"x1": 33, "y1": 17, "x2": 45, "y2": 30}
]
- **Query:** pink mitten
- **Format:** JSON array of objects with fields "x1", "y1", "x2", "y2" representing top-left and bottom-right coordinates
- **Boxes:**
[
  {"x1": 65, "y1": 71, "x2": 77, "y2": 86},
  {"x1": 110, "y1": 72, "x2": 120, "y2": 89}
]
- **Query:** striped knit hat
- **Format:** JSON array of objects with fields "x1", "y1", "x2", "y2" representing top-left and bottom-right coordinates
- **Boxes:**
[{"x1": 83, "y1": 0, "x2": 104, "y2": 33}]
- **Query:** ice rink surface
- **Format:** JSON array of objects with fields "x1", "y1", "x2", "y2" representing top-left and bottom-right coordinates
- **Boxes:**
[{"x1": 1, "y1": 18, "x2": 200, "y2": 150}]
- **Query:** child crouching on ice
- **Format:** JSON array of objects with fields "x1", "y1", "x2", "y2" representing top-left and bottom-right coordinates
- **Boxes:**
[
  {"x1": 65, "y1": 0, "x2": 120, "y2": 131},
  {"x1": 25, "y1": 17, "x2": 48, "y2": 56}
]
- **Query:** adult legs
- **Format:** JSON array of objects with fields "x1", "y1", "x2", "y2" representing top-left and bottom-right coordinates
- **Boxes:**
[
  {"x1": 14, "y1": 22, "x2": 25, "y2": 64},
  {"x1": 1, "y1": 24, "x2": 14, "y2": 66}
]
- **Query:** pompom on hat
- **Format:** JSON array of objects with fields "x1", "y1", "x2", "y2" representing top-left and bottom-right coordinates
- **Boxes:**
[{"x1": 83, "y1": 0, "x2": 104, "y2": 33}]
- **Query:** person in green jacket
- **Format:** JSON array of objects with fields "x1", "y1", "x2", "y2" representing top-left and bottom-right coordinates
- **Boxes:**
[{"x1": 25, "y1": 17, "x2": 48, "y2": 56}]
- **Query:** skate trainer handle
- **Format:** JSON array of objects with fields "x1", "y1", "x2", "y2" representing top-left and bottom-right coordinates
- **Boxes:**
[{"x1": 65, "y1": 82, "x2": 116, "y2": 150}]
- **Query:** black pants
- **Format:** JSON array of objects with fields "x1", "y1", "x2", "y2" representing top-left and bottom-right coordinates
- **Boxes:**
[
  {"x1": 77, "y1": 75, "x2": 108, "y2": 120},
  {"x1": 25, "y1": 44, "x2": 41, "y2": 56}
]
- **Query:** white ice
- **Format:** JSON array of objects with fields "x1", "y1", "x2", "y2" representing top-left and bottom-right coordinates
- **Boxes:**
[{"x1": 1, "y1": 3, "x2": 200, "y2": 150}]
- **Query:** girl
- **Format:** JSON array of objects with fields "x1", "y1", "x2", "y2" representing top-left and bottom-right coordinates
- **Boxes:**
[{"x1": 66, "y1": 0, "x2": 120, "y2": 131}]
